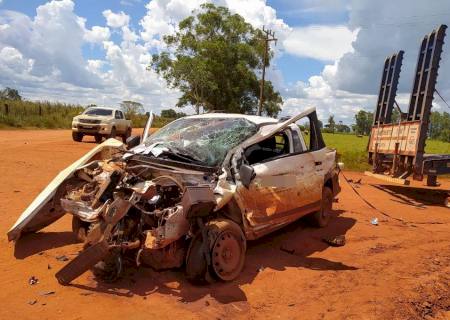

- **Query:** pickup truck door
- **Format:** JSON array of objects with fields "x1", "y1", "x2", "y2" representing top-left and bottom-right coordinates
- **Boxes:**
[
  {"x1": 233, "y1": 108, "x2": 325, "y2": 237},
  {"x1": 235, "y1": 130, "x2": 322, "y2": 233},
  {"x1": 114, "y1": 111, "x2": 127, "y2": 133}
]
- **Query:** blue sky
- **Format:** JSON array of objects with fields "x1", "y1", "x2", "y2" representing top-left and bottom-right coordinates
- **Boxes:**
[
  {"x1": 1, "y1": 0, "x2": 342, "y2": 85},
  {"x1": 0, "y1": 0, "x2": 449, "y2": 123}
]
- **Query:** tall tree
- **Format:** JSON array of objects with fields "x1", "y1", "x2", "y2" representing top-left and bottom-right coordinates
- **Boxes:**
[
  {"x1": 0, "y1": 87, "x2": 22, "y2": 101},
  {"x1": 151, "y1": 3, "x2": 282, "y2": 117},
  {"x1": 354, "y1": 110, "x2": 374, "y2": 135},
  {"x1": 326, "y1": 115, "x2": 336, "y2": 133},
  {"x1": 120, "y1": 100, "x2": 144, "y2": 118}
]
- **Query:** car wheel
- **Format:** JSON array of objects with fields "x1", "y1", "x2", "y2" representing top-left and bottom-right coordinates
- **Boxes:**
[
  {"x1": 72, "y1": 132, "x2": 83, "y2": 142},
  {"x1": 122, "y1": 127, "x2": 131, "y2": 143},
  {"x1": 208, "y1": 219, "x2": 246, "y2": 281},
  {"x1": 108, "y1": 127, "x2": 116, "y2": 139},
  {"x1": 309, "y1": 187, "x2": 333, "y2": 228},
  {"x1": 186, "y1": 219, "x2": 246, "y2": 283},
  {"x1": 95, "y1": 134, "x2": 102, "y2": 143},
  {"x1": 71, "y1": 216, "x2": 90, "y2": 242}
]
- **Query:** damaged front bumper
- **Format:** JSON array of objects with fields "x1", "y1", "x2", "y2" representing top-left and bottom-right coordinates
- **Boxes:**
[{"x1": 7, "y1": 138, "x2": 125, "y2": 242}]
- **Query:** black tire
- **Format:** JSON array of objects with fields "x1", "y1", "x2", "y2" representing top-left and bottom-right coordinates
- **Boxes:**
[
  {"x1": 185, "y1": 232, "x2": 209, "y2": 284},
  {"x1": 92, "y1": 250, "x2": 123, "y2": 282},
  {"x1": 108, "y1": 127, "x2": 116, "y2": 139},
  {"x1": 72, "y1": 132, "x2": 83, "y2": 142},
  {"x1": 185, "y1": 219, "x2": 246, "y2": 283},
  {"x1": 71, "y1": 216, "x2": 90, "y2": 242},
  {"x1": 95, "y1": 134, "x2": 103, "y2": 143},
  {"x1": 122, "y1": 127, "x2": 131, "y2": 143},
  {"x1": 308, "y1": 187, "x2": 333, "y2": 228}
]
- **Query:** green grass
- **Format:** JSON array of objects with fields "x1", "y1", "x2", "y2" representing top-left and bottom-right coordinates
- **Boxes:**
[
  {"x1": 0, "y1": 99, "x2": 175, "y2": 129},
  {"x1": 322, "y1": 133, "x2": 450, "y2": 171}
]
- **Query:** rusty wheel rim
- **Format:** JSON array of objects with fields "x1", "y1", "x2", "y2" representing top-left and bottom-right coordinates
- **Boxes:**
[{"x1": 212, "y1": 231, "x2": 243, "y2": 281}]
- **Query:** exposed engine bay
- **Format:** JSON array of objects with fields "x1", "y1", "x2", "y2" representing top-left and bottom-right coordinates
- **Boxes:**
[{"x1": 56, "y1": 153, "x2": 218, "y2": 284}]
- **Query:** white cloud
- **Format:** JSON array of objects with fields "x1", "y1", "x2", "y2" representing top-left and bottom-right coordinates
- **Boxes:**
[
  {"x1": 102, "y1": 9, "x2": 130, "y2": 28},
  {"x1": 0, "y1": 47, "x2": 34, "y2": 73},
  {"x1": 1, "y1": 0, "x2": 448, "y2": 122},
  {"x1": 140, "y1": 0, "x2": 291, "y2": 49},
  {"x1": 84, "y1": 26, "x2": 110, "y2": 43},
  {"x1": 331, "y1": 0, "x2": 450, "y2": 98},
  {"x1": 0, "y1": 1, "x2": 100, "y2": 87},
  {"x1": 283, "y1": 25, "x2": 358, "y2": 61},
  {"x1": 0, "y1": 0, "x2": 179, "y2": 113}
]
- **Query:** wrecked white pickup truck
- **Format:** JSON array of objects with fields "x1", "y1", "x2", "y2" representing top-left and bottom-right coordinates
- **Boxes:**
[{"x1": 8, "y1": 107, "x2": 341, "y2": 284}]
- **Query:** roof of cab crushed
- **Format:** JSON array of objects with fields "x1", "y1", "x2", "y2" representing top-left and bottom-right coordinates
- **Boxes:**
[{"x1": 184, "y1": 112, "x2": 279, "y2": 125}]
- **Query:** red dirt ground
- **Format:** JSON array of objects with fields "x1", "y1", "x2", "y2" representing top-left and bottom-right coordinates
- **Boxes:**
[{"x1": 0, "y1": 129, "x2": 449, "y2": 320}]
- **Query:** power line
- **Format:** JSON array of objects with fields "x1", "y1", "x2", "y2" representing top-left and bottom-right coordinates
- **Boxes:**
[{"x1": 435, "y1": 89, "x2": 450, "y2": 110}]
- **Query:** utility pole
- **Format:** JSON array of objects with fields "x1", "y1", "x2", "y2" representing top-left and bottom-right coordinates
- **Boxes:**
[{"x1": 258, "y1": 26, "x2": 277, "y2": 116}]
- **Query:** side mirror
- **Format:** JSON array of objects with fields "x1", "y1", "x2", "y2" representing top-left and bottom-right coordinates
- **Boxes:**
[
  {"x1": 126, "y1": 135, "x2": 141, "y2": 149},
  {"x1": 239, "y1": 164, "x2": 255, "y2": 188}
]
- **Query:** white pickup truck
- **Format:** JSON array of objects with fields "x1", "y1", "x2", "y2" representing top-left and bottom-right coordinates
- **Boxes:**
[{"x1": 71, "y1": 107, "x2": 132, "y2": 143}]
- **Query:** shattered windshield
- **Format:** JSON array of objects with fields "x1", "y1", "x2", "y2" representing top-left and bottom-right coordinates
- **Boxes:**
[
  {"x1": 84, "y1": 108, "x2": 113, "y2": 116},
  {"x1": 145, "y1": 117, "x2": 258, "y2": 167}
]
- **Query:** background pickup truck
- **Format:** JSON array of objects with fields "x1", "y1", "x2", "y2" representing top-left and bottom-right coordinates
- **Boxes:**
[{"x1": 71, "y1": 107, "x2": 132, "y2": 143}]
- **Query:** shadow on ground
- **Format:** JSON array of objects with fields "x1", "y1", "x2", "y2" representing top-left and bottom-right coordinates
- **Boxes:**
[
  {"x1": 68, "y1": 209, "x2": 357, "y2": 305},
  {"x1": 371, "y1": 184, "x2": 449, "y2": 208},
  {"x1": 14, "y1": 231, "x2": 79, "y2": 259}
]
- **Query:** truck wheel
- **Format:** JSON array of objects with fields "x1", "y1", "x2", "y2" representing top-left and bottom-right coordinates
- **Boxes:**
[
  {"x1": 72, "y1": 132, "x2": 83, "y2": 142},
  {"x1": 186, "y1": 219, "x2": 246, "y2": 283},
  {"x1": 308, "y1": 187, "x2": 333, "y2": 228},
  {"x1": 108, "y1": 127, "x2": 116, "y2": 139},
  {"x1": 95, "y1": 135, "x2": 102, "y2": 143},
  {"x1": 122, "y1": 127, "x2": 131, "y2": 143}
]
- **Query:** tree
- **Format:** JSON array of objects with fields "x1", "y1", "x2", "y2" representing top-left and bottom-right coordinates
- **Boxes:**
[
  {"x1": 429, "y1": 111, "x2": 450, "y2": 142},
  {"x1": 160, "y1": 108, "x2": 187, "y2": 119},
  {"x1": 151, "y1": 3, "x2": 282, "y2": 117},
  {"x1": 120, "y1": 100, "x2": 144, "y2": 118},
  {"x1": 354, "y1": 110, "x2": 374, "y2": 135},
  {"x1": 336, "y1": 121, "x2": 350, "y2": 133},
  {"x1": 326, "y1": 115, "x2": 336, "y2": 133},
  {"x1": 0, "y1": 87, "x2": 22, "y2": 101}
]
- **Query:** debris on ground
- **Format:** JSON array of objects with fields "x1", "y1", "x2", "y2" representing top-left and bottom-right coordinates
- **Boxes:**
[
  {"x1": 370, "y1": 218, "x2": 379, "y2": 226},
  {"x1": 258, "y1": 266, "x2": 265, "y2": 272},
  {"x1": 28, "y1": 276, "x2": 39, "y2": 285},
  {"x1": 28, "y1": 300, "x2": 37, "y2": 305},
  {"x1": 47, "y1": 264, "x2": 51, "y2": 270},
  {"x1": 55, "y1": 255, "x2": 69, "y2": 262},
  {"x1": 39, "y1": 291, "x2": 55, "y2": 296},
  {"x1": 322, "y1": 235, "x2": 346, "y2": 247}
]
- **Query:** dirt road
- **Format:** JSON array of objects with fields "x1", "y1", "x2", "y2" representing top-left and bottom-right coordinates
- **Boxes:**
[{"x1": 0, "y1": 129, "x2": 449, "y2": 320}]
